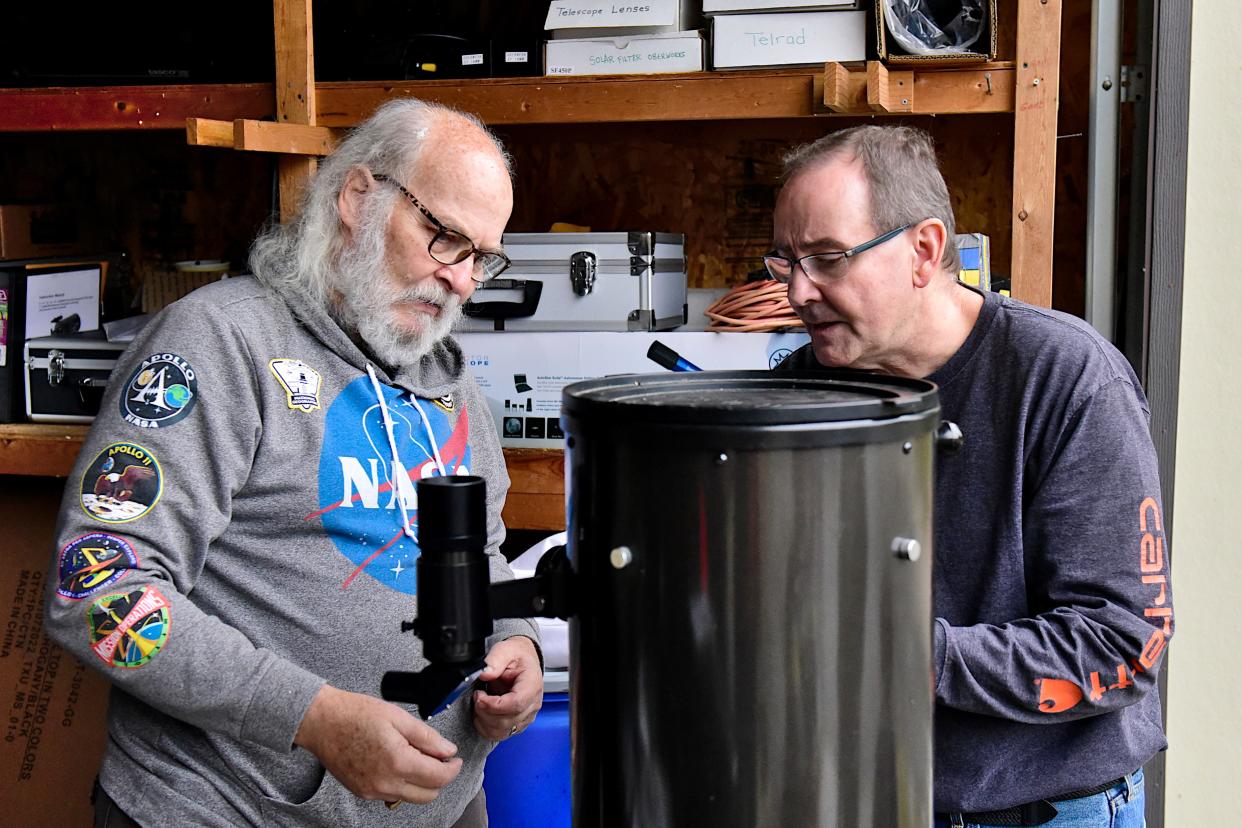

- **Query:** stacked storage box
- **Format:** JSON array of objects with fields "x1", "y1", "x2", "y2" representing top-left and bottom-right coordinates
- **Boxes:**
[
  {"x1": 704, "y1": 0, "x2": 867, "y2": 68},
  {"x1": 543, "y1": 0, "x2": 705, "y2": 75}
]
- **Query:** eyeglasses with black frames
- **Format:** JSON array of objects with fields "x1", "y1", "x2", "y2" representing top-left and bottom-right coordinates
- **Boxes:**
[
  {"x1": 371, "y1": 172, "x2": 512, "y2": 283},
  {"x1": 763, "y1": 224, "x2": 912, "y2": 285}
]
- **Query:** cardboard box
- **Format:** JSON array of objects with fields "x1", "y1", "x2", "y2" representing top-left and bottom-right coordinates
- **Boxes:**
[
  {"x1": 875, "y1": 0, "x2": 998, "y2": 66},
  {"x1": 545, "y1": 31, "x2": 704, "y2": 76},
  {"x1": 0, "y1": 477, "x2": 111, "y2": 825},
  {"x1": 711, "y1": 11, "x2": 866, "y2": 69},
  {"x1": 703, "y1": 0, "x2": 858, "y2": 13},
  {"x1": 0, "y1": 205, "x2": 90, "y2": 261},
  {"x1": 458, "y1": 330, "x2": 811, "y2": 449},
  {"x1": 545, "y1": 0, "x2": 701, "y2": 39}
]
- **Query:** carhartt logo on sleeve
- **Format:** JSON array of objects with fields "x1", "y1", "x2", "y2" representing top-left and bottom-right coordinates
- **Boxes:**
[
  {"x1": 1034, "y1": 494, "x2": 1173, "y2": 714},
  {"x1": 1036, "y1": 677, "x2": 1083, "y2": 714},
  {"x1": 269, "y1": 358, "x2": 323, "y2": 412},
  {"x1": 1137, "y1": 496, "x2": 1171, "y2": 669}
]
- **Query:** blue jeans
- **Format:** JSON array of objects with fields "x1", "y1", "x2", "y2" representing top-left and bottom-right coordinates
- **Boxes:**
[{"x1": 935, "y1": 768, "x2": 1145, "y2": 828}]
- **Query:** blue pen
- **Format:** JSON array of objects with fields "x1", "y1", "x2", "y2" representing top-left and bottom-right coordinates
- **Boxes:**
[{"x1": 646, "y1": 341, "x2": 703, "y2": 372}]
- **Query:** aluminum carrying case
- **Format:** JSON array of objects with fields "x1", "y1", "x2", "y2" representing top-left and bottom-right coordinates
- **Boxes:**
[
  {"x1": 460, "y1": 231, "x2": 688, "y2": 332},
  {"x1": 24, "y1": 334, "x2": 126, "y2": 423}
]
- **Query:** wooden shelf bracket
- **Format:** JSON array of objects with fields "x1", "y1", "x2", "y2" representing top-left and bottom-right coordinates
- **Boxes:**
[
  {"x1": 866, "y1": 61, "x2": 915, "y2": 113},
  {"x1": 823, "y1": 60, "x2": 1012, "y2": 116},
  {"x1": 185, "y1": 118, "x2": 338, "y2": 156}
]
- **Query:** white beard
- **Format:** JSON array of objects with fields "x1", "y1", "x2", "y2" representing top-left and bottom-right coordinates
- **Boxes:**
[{"x1": 331, "y1": 211, "x2": 464, "y2": 368}]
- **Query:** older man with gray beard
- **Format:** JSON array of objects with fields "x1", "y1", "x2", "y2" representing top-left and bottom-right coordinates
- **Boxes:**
[{"x1": 45, "y1": 99, "x2": 542, "y2": 828}]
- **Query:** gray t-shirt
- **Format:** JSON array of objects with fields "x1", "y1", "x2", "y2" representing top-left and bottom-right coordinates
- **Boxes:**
[{"x1": 779, "y1": 286, "x2": 1172, "y2": 812}]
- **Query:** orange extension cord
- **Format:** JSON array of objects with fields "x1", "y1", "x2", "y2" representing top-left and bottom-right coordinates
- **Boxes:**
[{"x1": 704, "y1": 279, "x2": 806, "y2": 333}]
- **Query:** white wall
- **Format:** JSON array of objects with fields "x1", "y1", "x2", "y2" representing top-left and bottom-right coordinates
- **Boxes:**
[{"x1": 1164, "y1": 0, "x2": 1242, "y2": 822}]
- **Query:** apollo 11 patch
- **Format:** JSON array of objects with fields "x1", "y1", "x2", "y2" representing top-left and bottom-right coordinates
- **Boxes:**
[
  {"x1": 119, "y1": 353, "x2": 198, "y2": 428},
  {"x1": 80, "y1": 442, "x2": 164, "y2": 524}
]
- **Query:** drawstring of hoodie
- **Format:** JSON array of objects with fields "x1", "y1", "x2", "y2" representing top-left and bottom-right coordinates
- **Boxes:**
[{"x1": 366, "y1": 363, "x2": 447, "y2": 542}]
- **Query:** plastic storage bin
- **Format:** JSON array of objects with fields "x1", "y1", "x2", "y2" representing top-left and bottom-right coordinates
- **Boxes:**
[{"x1": 483, "y1": 669, "x2": 571, "y2": 828}]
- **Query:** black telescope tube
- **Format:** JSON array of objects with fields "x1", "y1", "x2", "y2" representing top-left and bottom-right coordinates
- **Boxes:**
[{"x1": 413, "y1": 476, "x2": 492, "y2": 666}]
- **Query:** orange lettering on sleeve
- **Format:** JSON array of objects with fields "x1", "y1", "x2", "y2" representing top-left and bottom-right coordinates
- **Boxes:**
[
  {"x1": 1141, "y1": 574, "x2": 1168, "y2": 605},
  {"x1": 1139, "y1": 629, "x2": 1169, "y2": 670},
  {"x1": 1088, "y1": 671, "x2": 1107, "y2": 702},
  {"x1": 1139, "y1": 497, "x2": 1163, "y2": 533},
  {"x1": 1140, "y1": 535, "x2": 1165, "y2": 573},
  {"x1": 1108, "y1": 665, "x2": 1134, "y2": 691},
  {"x1": 1144, "y1": 606, "x2": 1173, "y2": 634}
]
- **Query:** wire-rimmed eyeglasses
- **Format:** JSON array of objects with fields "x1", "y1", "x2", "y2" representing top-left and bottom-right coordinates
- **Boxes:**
[
  {"x1": 763, "y1": 224, "x2": 912, "y2": 285},
  {"x1": 371, "y1": 172, "x2": 511, "y2": 283}
]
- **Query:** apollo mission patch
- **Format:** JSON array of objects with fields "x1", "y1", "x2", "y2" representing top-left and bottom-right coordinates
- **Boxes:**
[
  {"x1": 119, "y1": 352, "x2": 198, "y2": 428},
  {"x1": 57, "y1": 532, "x2": 140, "y2": 599},
  {"x1": 80, "y1": 442, "x2": 164, "y2": 523}
]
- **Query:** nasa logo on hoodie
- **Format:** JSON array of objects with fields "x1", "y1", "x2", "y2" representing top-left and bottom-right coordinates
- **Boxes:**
[{"x1": 310, "y1": 376, "x2": 473, "y2": 595}]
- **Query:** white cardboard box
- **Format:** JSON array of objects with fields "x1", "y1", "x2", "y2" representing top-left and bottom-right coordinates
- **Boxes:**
[
  {"x1": 545, "y1": 0, "x2": 699, "y2": 39},
  {"x1": 711, "y1": 10, "x2": 866, "y2": 68},
  {"x1": 458, "y1": 331, "x2": 811, "y2": 449},
  {"x1": 704, "y1": 0, "x2": 858, "y2": 13},
  {"x1": 545, "y1": 31, "x2": 704, "y2": 76}
]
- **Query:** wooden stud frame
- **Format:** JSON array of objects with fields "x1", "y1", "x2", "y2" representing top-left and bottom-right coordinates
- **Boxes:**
[
  {"x1": 274, "y1": 0, "x2": 317, "y2": 222},
  {"x1": 1010, "y1": 0, "x2": 1064, "y2": 306}
]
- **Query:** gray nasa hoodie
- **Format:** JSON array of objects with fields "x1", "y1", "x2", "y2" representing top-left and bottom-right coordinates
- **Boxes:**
[{"x1": 44, "y1": 275, "x2": 538, "y2": 827}]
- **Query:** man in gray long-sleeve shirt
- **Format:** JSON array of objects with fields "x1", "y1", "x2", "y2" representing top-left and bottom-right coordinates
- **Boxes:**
[
  {"x1": 44, "y1": 99, "x2": 542, "y2": 827},
  {"x1": 772, "y1": 125, "x2": 1170, "y2": 828}
]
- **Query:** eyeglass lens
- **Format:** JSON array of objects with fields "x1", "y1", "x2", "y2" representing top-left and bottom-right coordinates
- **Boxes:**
[
  {"x1": 764, "y1": 254, "x2": 848, "y2": 284},
  {"x1": 429, "y1": 231, "x2": 508, "y2": 280}
]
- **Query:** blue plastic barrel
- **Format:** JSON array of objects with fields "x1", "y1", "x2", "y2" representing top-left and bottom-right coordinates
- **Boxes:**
[{"x1": 483, "y1": 672, "x2": 571, "y2": 828}]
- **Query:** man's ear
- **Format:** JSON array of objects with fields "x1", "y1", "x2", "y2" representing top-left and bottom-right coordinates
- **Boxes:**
[
  {"x1": 912, "y1": 219, "x2": 948, "y2": 289},
  {"x1": 337, "y1": 167, "x2": 373, "y2": 237}
]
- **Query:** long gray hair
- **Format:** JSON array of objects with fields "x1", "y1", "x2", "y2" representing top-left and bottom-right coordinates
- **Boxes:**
[
  {"x1": 248, "y1": 98, "x2": 512, "y2": 308},
  {"x1": 782, "y1": 125, "x2": 960, "y2": 272}
]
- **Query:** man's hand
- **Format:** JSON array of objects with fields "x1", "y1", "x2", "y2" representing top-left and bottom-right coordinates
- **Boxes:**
[
  {"x1": 294, "y1": 685, "x2": 461, "y2": 804},
  {"x1": 473, "y1": 636, "x2": 543, "y2": 741}
]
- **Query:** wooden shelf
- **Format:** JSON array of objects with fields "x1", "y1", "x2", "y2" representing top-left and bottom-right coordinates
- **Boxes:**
[
  {"x1": 0, "y1": 424, "x2": 565, "y2": 530},
  {"x1": 0, "y1": 83, "x2": 274, "y2": 132},
  {"x1": 316, "y1": 64, "x2": 1016, "y2": 127},
  {"x1": 0, "y1": 64, "x2": 1015, "y2": 133}
]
